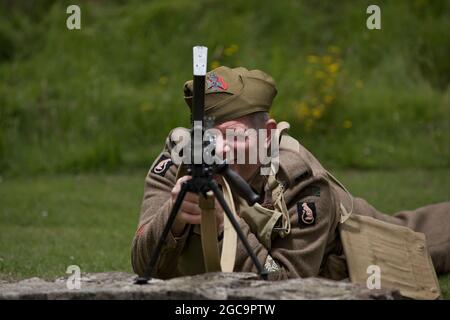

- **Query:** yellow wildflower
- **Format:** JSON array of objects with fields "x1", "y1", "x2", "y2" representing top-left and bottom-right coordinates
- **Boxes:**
[
  {"x1": 328, "y1": 63, "x2": 339, "y2": 74},
  {"x1": 343, "y1": 120, "x2": 353, "y2": 129},
  {"x1": 312, "y1": 106, "x2": 324, "y2": 119},
  {"x1": 224, "y1": 44, "x2": 239, "y2": 56},
  {"x1": 210, "y1": 60, "x2": 220, "y2": 69}
]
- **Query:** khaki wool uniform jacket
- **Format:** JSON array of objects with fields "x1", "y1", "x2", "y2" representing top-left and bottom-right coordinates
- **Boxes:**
[{"x1": 131, "y1": 127, "x2": 450, "y2": 281}]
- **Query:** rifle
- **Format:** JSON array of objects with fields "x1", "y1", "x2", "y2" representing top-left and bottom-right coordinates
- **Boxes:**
[{"x1": 135, "y1": 46, "x2": 267, "y2": 284}]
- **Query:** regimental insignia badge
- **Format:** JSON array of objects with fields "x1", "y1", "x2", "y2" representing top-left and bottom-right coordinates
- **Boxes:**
[
  {"x1": 151, "y1": 154, "x2": 173, "y2": 177},
  {"x1": 297, "y1": 202, "x2": 317, "y2": 227},
  {"x1": 206, "y1": 72, "x2": 229, "y2": 92}
]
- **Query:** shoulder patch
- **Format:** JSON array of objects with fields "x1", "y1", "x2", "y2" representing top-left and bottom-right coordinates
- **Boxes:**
[
  {"x1": 151, "y1": 154, "x2": 173, "y2": 177},
  {"x1": 297, "y1": 202, "x2": 317, "y2": 227}
]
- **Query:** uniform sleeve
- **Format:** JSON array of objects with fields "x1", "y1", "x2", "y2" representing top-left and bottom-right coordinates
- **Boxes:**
[
  {"x1": 131, "y1": 130, "x2": 189, "y2": 279},
  {"x1": 233, "y1": 177, "x2": 339, "y2": 280}
]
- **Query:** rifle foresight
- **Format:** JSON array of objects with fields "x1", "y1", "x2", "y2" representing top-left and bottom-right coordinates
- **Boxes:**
[{"x1": 192, "y1": 46, "x2": 208, "y2": 125}]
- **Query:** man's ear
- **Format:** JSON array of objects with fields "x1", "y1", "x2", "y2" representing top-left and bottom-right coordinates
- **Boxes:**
[{"x1": 265, "y1": 119, "x2": 277, "y2": 147}]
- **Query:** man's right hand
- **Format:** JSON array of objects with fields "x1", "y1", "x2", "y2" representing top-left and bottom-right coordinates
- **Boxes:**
[
  {"x1": 171, "y1": 176, "x2": 201, "y2": 237},
  {"x1": 170, "y1": 175, "x2": 224, "y2": 237}
]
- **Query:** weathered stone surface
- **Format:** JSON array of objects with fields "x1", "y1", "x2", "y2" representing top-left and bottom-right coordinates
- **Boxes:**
[{"x1": 0, "y1": 272, "x2": 401, "y2": 300}]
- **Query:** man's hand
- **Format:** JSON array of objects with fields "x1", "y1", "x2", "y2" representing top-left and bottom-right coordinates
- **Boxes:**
[{"x1": 171, "y1": 176, "x2": 224, "y2": 237}]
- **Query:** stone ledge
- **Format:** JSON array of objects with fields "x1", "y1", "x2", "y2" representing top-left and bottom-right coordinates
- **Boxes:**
[{"x1": 0, "y1": 272, "x2": 401, "y2": 300}]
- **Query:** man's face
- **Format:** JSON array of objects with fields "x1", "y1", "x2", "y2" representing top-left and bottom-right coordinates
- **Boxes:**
[{"x1": 213, "y1": 115, "x2": 276, "y2": 181}]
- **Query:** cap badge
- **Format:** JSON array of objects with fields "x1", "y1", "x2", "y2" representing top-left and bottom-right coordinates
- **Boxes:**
[{"x1": 206, "y1": 72, "x2": 229, "y2": 91}]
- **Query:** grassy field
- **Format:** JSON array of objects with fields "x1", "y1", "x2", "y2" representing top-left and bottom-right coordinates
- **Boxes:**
[{"x1": 0, "y1": 169, "x2": 448, "y2": 298}]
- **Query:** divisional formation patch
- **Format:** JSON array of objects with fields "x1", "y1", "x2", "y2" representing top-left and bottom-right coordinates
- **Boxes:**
[
  {"x1": 297, "y1": 202, "x2": 317, "y2": 227},
  {"x1": 151, "y1": 155, "x2": 173, "y2": 177}
]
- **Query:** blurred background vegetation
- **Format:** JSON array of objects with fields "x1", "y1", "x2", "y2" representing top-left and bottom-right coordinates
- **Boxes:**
[
  {"x1": 0, "y1": 0, "x2": 449, "y2": 296},
  {"x1": 0, "y1": 0, "x2": 448, "y2": 176}
]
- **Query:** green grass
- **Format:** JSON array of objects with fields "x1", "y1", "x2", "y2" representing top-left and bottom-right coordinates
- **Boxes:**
[
  {"x1": 0, "y1": 169, "x2": 448, "y2": 298},
  {"x1": 0, "y1": 171, "x2": 145, "y2": 280}
]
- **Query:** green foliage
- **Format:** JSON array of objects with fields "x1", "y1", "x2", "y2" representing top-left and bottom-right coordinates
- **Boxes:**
[{"x1": 0, "y1": 0, "x2": 449, "y2": 175}]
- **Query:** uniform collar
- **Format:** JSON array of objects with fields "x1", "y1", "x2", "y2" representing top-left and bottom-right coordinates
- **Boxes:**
[
  {"x1": 247, "y1": 167, "x2": 268, "y2": 196},
  {"x1": 277, "y1": 149, "x2": 312, "y2": 188},
  {"x1": 246, "y1": 151, "x2": 300, "y2": 193}
]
